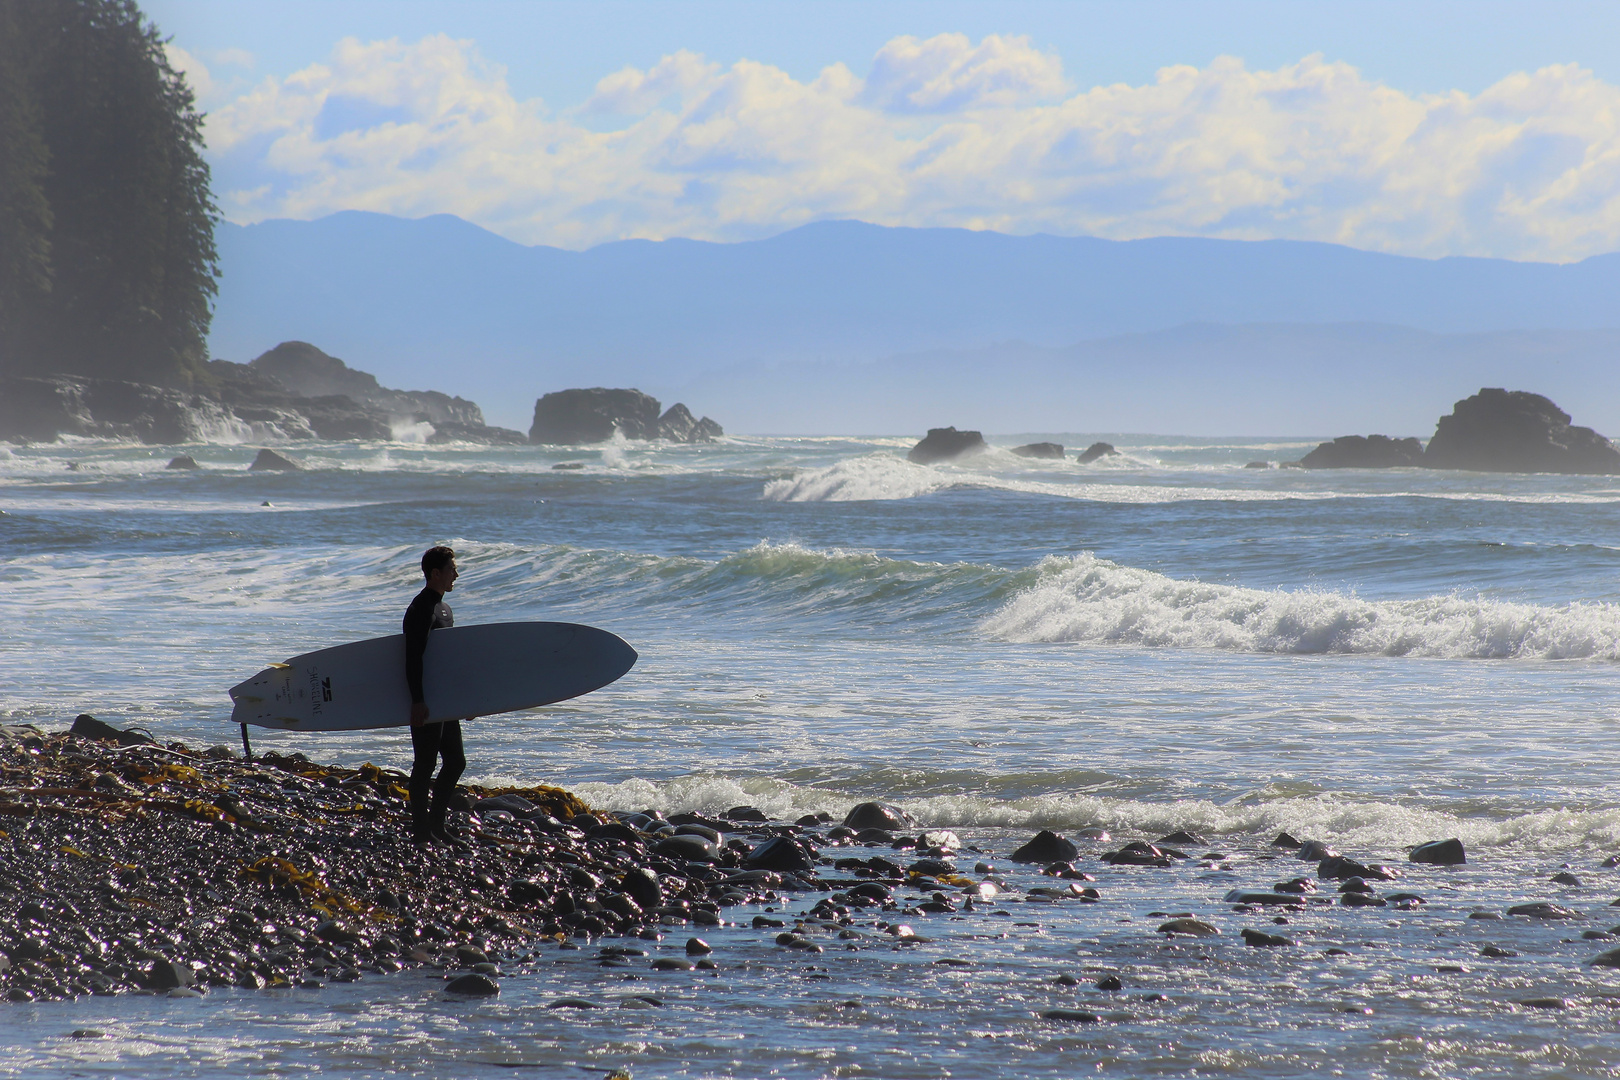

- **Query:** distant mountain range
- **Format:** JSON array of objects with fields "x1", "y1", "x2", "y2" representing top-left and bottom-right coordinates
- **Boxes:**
[{"x1": 211, "y1": 213, "x2": 1620, "y2": 434}]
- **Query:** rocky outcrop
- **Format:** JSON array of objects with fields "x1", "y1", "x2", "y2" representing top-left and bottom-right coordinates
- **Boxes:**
[
  {"x1": 249, "y1": 342, "x2": 486, "y2": 428},
  {"x1": 424, "y1": 420, "x2": 528, "y2": 446},
  {"x1": 0, "y1": 376, "x2": 251, "y2": 444},
  {"x1": 1423, "y1": 388, "x2": 1620, "y2": 474},
  {"x1": 531, "y1": 389, "x2": 660, "y2": 443},
  {"x1": 1300, "y1": 435, "x2": 1424, "y2": 469},
  {"x1": 1076, "y1": 442, "x2": 1117, "y2": 464},
  {"x1": 907, "y1": 427, "x2": 987, "y2": 464},
  {"x1": 656, "y1": 403, "x2": 724, "y2": 443},
  {"x1": 529, "y1": 389, "x2": 723, "y2": 444},
  {"x1": 0, "y1": 344, "x2": 526, "y2": 446},
  {"x1": 1011, "y1": 442, "x2": 1064, "y2": 459}
]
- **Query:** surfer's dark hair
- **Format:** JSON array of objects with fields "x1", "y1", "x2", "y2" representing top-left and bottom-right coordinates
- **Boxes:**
[{"x1": 421, "y1": 546, "x2": 456, "y2": 577}]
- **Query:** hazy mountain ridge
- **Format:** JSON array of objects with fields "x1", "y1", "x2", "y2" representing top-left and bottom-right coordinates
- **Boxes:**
[{"x1": 209, "y1": 213, "x2": 1620, "y2": 433}]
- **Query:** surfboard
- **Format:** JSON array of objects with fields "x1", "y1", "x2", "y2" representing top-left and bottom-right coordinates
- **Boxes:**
[{"x1": 228, "y1": 621, "x2": 636, "y2": 732}]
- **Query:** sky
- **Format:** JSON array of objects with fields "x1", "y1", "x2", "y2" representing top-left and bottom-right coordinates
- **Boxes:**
[{"x1": 143, "y1": 1, "x2": 1620, "y2": 262}]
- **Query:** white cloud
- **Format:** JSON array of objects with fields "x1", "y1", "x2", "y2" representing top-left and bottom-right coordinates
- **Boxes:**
[
  {"x1": 199, "y1": 33, "x2": 1620, "y2": 260},
  {"x1": 586, "y1": 50, "x2": 719, "y2": 114},
  {"x1": 861, "y1": 33, "x2": 1067, "y2": 113}
]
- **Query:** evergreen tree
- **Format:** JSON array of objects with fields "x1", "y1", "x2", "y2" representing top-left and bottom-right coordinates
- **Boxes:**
[
  {"x1": 0, "y1": 0, "x2": 218, "y2": 386},
  {"x1": 0, "y1": 0, "x2": 54, "y2": 367}
]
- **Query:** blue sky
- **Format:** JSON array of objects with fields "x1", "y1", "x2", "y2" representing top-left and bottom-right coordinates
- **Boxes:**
[{"x1": 145, "y1": 1, "x2": 1620, "y2": 260}]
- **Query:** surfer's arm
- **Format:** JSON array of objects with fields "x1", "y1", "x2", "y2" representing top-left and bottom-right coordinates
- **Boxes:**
[{"x1": 403, "y1": 593, "x2": 433, "y2": 708}]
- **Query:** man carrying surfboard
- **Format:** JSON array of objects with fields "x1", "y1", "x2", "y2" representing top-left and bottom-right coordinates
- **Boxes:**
[{"x1": 405, "y1": 545, "x2": 465, "y2": 844}]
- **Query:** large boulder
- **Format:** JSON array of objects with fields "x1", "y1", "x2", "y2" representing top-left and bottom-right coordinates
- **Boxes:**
[
  {"x1": 1075, "y1": 441, "x2": 1117, "y2": 464},
  {"x1": 907, "y1": 427, "x2": 987, "y2": 464},
  {"x1": 1409, "y1": 838, "x2": 1466, "y2": 866},
  {"x1": 530, "y1": 388, "x2": 662, "y2": 444},
  {"x1": 1300, "y1": 434, "x2": 1425, "y2": 469},
  {"x1": 1010, "y1": 442, "x2": 1064, "y2": 459},
  {"x1": 1423, "y1": 388, "x2": 1620, "y2": 474},
  {"x1": 249, "y1": 448, "x2": 302, "y2": 471}
]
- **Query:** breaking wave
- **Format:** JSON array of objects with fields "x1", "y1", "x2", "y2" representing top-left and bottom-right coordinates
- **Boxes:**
[
  {"x1": 762, "y1": 453, "x2": 1620, "y2": 505},
  {"x1": 984, "y1": 553, "x2": 1620, "y2": 660},
  {"x1": 563, "y1": 772, "x2": 1620, "y2": 855}
]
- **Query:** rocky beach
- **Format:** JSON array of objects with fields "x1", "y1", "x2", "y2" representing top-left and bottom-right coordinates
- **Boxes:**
[{"x1": 11, "y1": 714, "x2": 1620, "y2": 1037}]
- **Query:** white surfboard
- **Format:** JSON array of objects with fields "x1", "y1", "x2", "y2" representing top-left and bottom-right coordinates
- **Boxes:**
[{"x1": 228, "y1": 621, "x2": 637, "y2": 732}]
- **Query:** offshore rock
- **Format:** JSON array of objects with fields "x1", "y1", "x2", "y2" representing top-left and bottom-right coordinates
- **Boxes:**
[
  {"x1": 166, "y1": 455, "x2": 199, "y2": 469},
  {"x1": 1409, "y1": 838, "x2": 1466, "y2": 866},
  {"x1": 1423, "y1": 388, "x2": 1620, "y2": 474},
  {"x1": 907, "y1": 427, "x2": 987, "y2": 464},
  {"x1": 1010, "y1": 442, "x2": 1064, "y2": 459},
  {"x1": 1300, "y1": 435, "x2": 1425, "y2": 469},
  {"x1": 530, "y1": 388, "x2": 662, "y2": 443},
  {"x1": 249, "y1": 448, "x2": 302, "y2": 471},
  {"x1": 1011, "y1": 831, "x2": 1080, "y2": 864},
  {"x1": 1075, "y1": 441, "x2": 1117, "y2": 464},
  {"x1": 655, "y1": 403, "x2": 724, "y2": 443}
]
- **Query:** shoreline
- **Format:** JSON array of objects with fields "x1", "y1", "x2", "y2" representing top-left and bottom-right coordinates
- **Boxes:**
[
  {"x1": 9, "y1": 715, "x2": 1620, "y2": 1025},
  {"x1": 0, "y1": 719, "x2": 814, "y2": 1003}
]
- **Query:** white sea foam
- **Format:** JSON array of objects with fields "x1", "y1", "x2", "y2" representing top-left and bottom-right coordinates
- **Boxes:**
[
  {"x1": 564, "y1": 773, "x2": 1620, "y2": 855},
  {"x1": 389, "y1": 420, "x2": 435, "y2": 443},
  {"x1": 760, "y1": 453, "x2": 1620, "y2": 505},
  {"x1": 984, "y1": 553, "x2": 1620, "y2": 659},
  {"x1": 762, "y1": 455, "x2": 954, "y2": 501}
]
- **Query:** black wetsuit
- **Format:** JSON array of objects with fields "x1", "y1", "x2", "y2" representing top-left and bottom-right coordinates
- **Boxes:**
[{"x1": 404, "y1": 586, "x2": 464, "y2": 836}]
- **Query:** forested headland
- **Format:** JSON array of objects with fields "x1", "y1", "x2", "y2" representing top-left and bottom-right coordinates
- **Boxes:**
[{"x1": 0, "y1": 0, "x2": 217, "y2": 388}]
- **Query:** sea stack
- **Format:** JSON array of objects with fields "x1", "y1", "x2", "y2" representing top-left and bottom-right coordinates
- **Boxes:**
[
  {"x1": 529, "y1": 389, "x2": 722, "y2": 444},
  {"x1": 1423, "y1": 389, "x2": 1620, "y2": 474},
  {"x1": 1301, "y1": 435, "x2": 1425, "y2": 469}
]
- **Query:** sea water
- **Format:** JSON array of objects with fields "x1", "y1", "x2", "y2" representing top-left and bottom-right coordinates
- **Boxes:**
[{"x1": 2, "y1": 434, "x2": 1620, "y2": 1077}]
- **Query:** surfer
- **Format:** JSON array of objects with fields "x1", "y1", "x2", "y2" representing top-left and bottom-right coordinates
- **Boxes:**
[{"x1": 405, "y1": 545, "x2": 465, "y2": 844}]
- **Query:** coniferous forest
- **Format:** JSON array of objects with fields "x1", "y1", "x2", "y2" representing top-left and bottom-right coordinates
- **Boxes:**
[{"x1": 0, "y1": 0, "x2": 217, "y2": 387}]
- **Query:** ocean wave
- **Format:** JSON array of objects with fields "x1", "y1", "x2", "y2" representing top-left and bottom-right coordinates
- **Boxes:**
[
  {"x1": 760, "y1": 454, "x2": 1308, "y2": 504},
  {"x1": 560, "y1": 772, "x2": 1620, "y2": 855},
  {"x1": 759, "y1": 453, "x2": 1620, "y2": 506},
  {"x1": 462, "y1": 539, "x2": 1020, "y2": 626},
  {"x1": 983, "y1": 553, "x2": 1620, "y2": 659}
]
